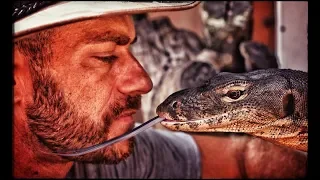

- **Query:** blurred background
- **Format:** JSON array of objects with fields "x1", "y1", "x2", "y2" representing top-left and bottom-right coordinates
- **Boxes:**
[{"x1": 130, "y1": 1, "x2": 308, "y2": 129}]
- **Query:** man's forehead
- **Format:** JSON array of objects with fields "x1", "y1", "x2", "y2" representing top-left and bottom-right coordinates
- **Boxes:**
[
  {"x1": 54, "y1": 15, "x2": 136, "y2": 45},
  {"x1": 83, "y1": 30, "x2": 134, "y2": 45}
]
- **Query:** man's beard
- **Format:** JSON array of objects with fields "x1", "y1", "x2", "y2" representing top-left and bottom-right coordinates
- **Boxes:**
[{"x1": 26, "y1": 69, "x2": 141, "y2": 164}]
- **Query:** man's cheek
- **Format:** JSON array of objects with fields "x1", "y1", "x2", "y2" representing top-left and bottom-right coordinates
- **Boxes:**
[{"x1": 75, "y1": 88, "x2": 111, "y2": 119}]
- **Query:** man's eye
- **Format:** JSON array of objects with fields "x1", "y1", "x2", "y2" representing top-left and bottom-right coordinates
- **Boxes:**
[{"x1": 94, "y1": 55, "x2": 118, "y2": 63}]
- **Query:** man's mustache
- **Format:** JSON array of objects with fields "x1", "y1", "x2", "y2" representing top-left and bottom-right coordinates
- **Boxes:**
[{"x1": 112, "y1": 95, "x2": 141, "y2": 117}]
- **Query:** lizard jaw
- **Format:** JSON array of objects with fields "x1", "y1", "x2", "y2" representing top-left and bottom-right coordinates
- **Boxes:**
[
  {"x1": 157, "y1": 111, "x2": 188, "y2": 122},
  {"x1": 159, "y1": 112, "x2": 237, "y2": 132},
  {"x1": 158, "y1": 109, "x2": 276, "y2": 133}
]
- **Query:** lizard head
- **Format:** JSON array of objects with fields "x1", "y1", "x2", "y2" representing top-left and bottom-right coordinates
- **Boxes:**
[{"x1": 156, "y1": 69, "x2": 307, "y2": 134}]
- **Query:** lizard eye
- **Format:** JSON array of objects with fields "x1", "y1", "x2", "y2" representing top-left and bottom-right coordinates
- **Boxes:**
[
  {"x1": 226, "y1": 90, "x2": 243, "y2": 99},
  {"x1": 221, "y1": 90, "x2": 247, "y2": 102}
]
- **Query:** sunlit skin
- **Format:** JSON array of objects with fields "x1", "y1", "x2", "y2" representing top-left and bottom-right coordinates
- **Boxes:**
[{"x1": 13, "y1": 15, "x2": 152, "y2": 178}]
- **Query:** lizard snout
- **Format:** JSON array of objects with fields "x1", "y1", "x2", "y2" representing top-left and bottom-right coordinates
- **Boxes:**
[{"x1": 156, "y1": 99, "x2": 183, "y2": 119}]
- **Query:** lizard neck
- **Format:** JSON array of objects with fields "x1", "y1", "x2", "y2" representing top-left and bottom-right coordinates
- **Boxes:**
[{"x1": 250, "y1": 116, "x2": 308, "y2": 152}]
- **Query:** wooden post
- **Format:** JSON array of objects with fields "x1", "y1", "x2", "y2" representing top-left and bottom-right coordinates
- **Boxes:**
[{"x1": 251, "y1": 1, "x2": 275, "y2": 52}]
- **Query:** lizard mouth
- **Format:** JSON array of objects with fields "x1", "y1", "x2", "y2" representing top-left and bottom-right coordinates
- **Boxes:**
[
  {"x1": 162, "y1": 118, "x2": 186, "y2": 122},
  {"x1": 158, "y1": 109, "x2": 248, "y2": 130},
  {"x1": 160, "y1": 117, "x2": 239, "y2": 132},
  {"x1": 157, "y1": 111, "x2": 187, "y2": 122},
  {"x1": 159, "y1": 109, "x2": 278, "y2": 133}
]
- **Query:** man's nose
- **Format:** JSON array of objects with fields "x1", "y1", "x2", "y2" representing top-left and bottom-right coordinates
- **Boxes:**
[{"x1": 116, "y1": 53, "x2": 153, "y2": 96}]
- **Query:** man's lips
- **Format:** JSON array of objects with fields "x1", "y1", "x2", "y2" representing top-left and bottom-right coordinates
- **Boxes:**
[
  {"x1": 116, "y1": 116, "x2": 133, "y2": 122},
  {"x1": 107, "y1": 110, "x2": 137, "y2": 139},
  {"x1": 118, "y1": 111, "x2": 135, "y2": 117},
  {"x1": 114, "y1": 110, "x2": 137, "y2": 122}
]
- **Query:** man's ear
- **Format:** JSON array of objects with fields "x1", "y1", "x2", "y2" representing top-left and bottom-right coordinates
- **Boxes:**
[{"x1": 14, "y1": 48, "x2": 33, "y2": 106}]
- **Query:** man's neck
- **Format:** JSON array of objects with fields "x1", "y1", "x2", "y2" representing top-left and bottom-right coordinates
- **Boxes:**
[{"x1": 13, "y1": 108, "x2": 73, "y2": 178}]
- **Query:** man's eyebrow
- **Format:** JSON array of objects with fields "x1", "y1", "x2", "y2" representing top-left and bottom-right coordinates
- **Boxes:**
[{"x1": 86, "y1": 31, "x2": 135, "y2": 46}]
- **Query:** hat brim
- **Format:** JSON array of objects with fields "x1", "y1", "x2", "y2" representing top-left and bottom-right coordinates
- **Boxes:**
[{"x1": 13, "y1": 1, "x2": 200, "y2": 37}]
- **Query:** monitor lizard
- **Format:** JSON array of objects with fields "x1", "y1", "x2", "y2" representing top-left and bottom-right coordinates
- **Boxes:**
[{"x1": 156, "y1": 68, "x2": 308, "y2": 152}]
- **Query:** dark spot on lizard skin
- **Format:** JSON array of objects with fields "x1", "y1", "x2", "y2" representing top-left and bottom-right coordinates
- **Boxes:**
[
  {"x1": 174, "y1": 123, "x2": 180, "y2": 130},
  {"x1": 206, "y1": 119, "x2": 214, "y2": 126},
  {"x1": 217, "y1": 117, "x2": 222, "y2": 123},
  {"x1": 298, "y1": 126, "x2": 307, "y2": 135},
  {"x1": 187, "y1": 122, "x2": 199, "y2": 129}
]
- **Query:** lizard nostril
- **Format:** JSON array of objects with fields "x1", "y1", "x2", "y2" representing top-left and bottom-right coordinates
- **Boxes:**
[{"x1": 172, "y1": 101, "x2": 178, "y2": 108}]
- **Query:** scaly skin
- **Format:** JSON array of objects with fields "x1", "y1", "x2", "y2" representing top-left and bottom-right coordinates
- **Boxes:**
[{"x1": 156, "y1": 69, "x2": 308, "y2": 152}]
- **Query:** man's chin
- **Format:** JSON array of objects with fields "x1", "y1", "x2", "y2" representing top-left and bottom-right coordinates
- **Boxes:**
[
  {"x1": 67, "y1": 115, "x2": 136, "y2": 164},
  {"x1": 104, "y1": 136, "x2": 135, "y2": 164},
  {"x1": 92, "y1": 117, "x2": 136, "y2": 164},
  {"x1": 107, "y1": 115, "x2": 135, "y2": 139}
]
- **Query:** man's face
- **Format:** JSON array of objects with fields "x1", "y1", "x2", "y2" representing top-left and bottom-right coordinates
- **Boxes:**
[{"x1": 25, "y1": 15, "x2": 153, "y2": 163}]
